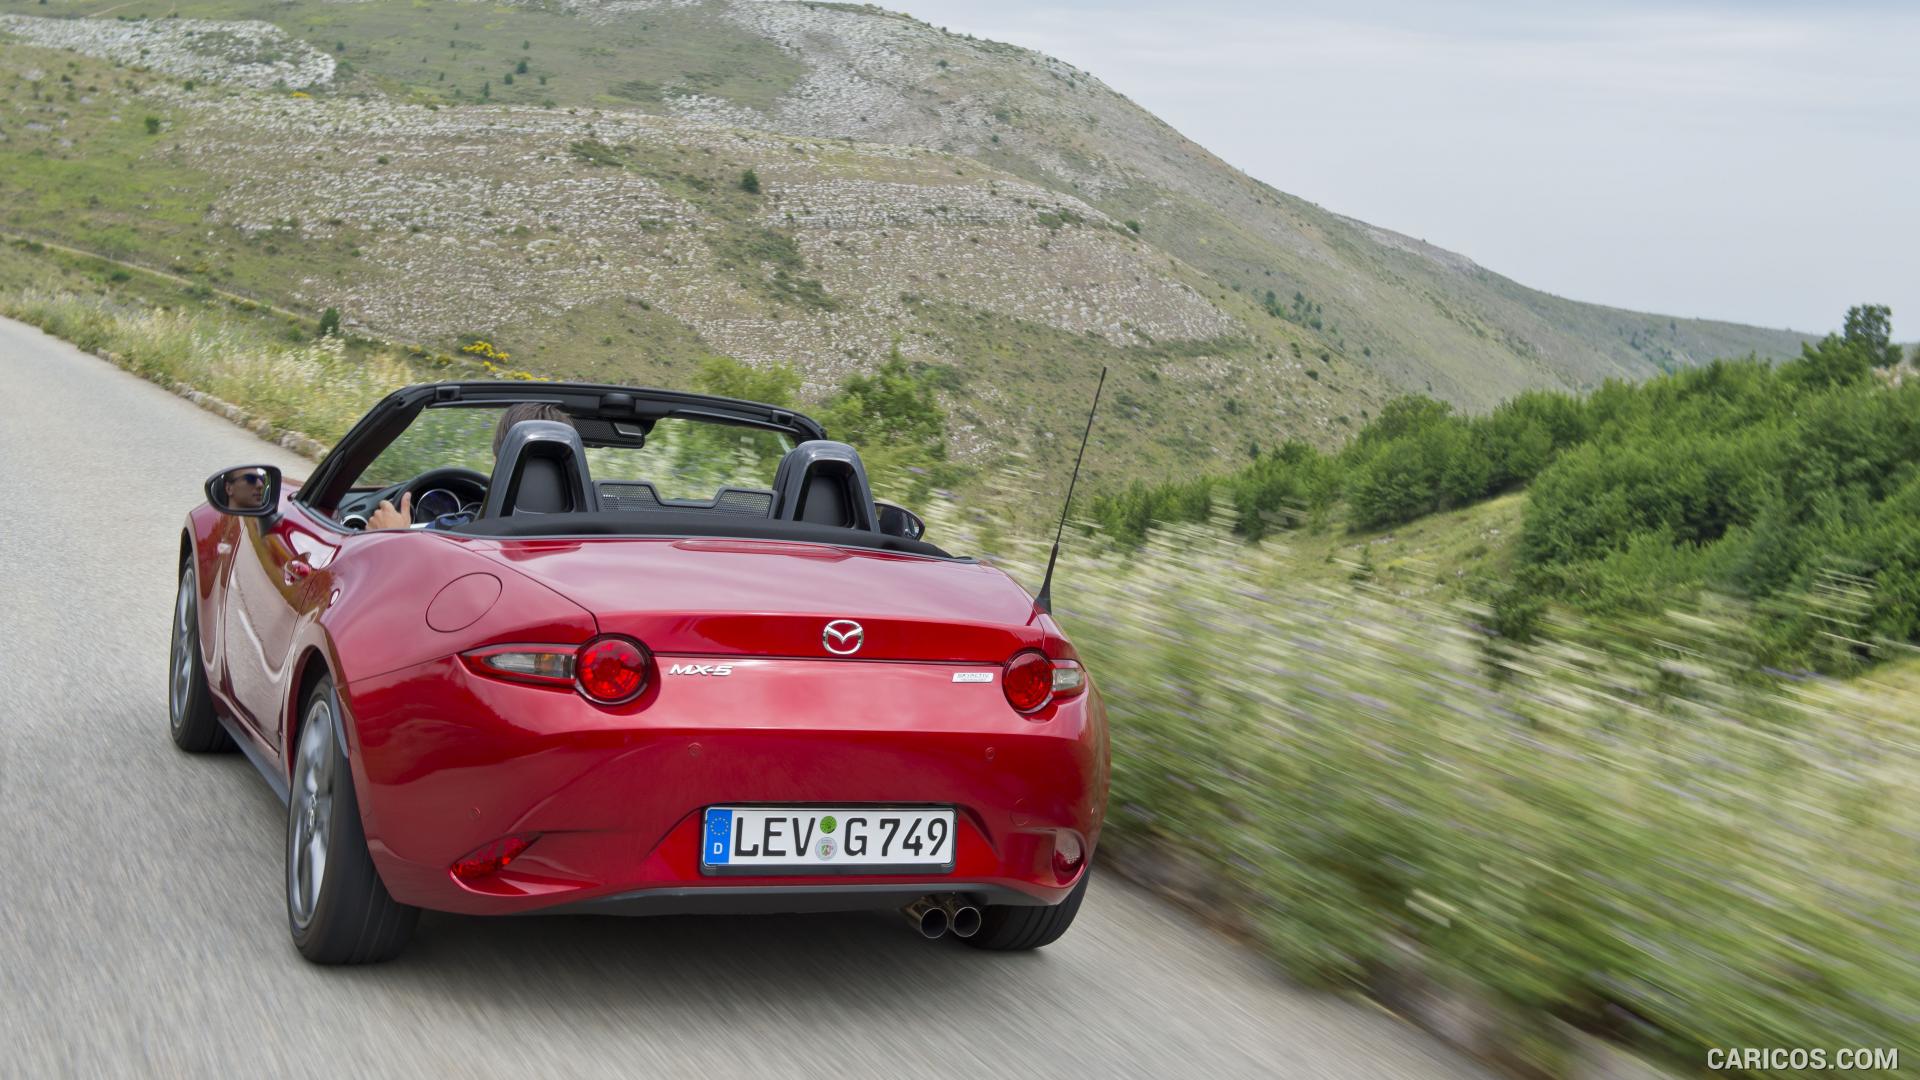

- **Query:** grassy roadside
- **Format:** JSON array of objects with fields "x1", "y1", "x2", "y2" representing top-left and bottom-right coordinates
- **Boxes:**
[
  {"x1": 0, "y1": 237, "x2": 475, "y2": 451},
  {"x1": 956, "y1": 506, "x2": 1918, "y2": 1078},
  {"x1": 8, "y1": 269, "x2": 1915, "y2": 1077}
]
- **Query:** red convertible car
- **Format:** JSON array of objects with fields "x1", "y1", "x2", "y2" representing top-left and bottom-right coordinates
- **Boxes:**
[{"x1": 172, "y1": 381, "x2": 1108, "y2": 963}]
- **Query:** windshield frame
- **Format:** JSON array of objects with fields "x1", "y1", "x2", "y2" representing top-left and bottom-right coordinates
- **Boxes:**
[{"x1": 297, "y1": 381, "x2": 827, "y2": 516}]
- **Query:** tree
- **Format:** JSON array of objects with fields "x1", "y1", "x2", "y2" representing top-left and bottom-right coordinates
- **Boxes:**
[
  {"x1": 1842, "y1": 303, "x2": 1903, "y2": 368},
  {"x1": 694, "y1": 355, "x2": 799, "y2": 407},
  {"x1": 143, "y1": 115, "x2": 161, "y2": 135},
  {"x1": 1792, "y1": 332, "x2": 1873, "y2": 390},
  {"x1": 317, "y1": 307, "x2": 341, "y2": 338},
  {"x1": 739, "y1": 169, "x2": 761, "y2": 195},
  {"x1": 821, "y1": 354, "x2": 945, "y2": 456}
]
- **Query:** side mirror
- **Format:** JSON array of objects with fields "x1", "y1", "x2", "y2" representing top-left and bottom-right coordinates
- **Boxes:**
[
  {"x1": 205, "y1": 465, "x2": 282, "y2": 517},
  {"x1": 875, "y1": 501, "x2": 926, "y2": 541}
]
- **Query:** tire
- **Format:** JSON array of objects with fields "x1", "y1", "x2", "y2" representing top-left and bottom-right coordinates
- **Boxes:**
[
  {"x1": 287, "y1": 674, "x2": 419, "y2": 964},
  {"x1": 963, "y1": 867, "x2": 1091, "y2": 951},
  {"x1": 169, "y1": 558, "x2": 233, "y2": 753}
]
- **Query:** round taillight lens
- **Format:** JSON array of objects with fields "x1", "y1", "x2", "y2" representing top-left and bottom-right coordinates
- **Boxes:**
[
  {"x1": 575, "y1": 636, "x2": 648, "y2": 704},
  {"x1": 1004, "y1": 650, "x2": 1053, "y2": 712}
]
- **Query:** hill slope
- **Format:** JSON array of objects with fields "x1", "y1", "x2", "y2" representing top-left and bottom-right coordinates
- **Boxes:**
[{"x1": 0, "y1": 0, "x2": 1812, "y2": 488}]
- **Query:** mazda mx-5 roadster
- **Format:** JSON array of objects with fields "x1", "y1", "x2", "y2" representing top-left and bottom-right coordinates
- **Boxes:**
[{"x1": 172, "y1": 381, "x2": 1107, "y2": 963}]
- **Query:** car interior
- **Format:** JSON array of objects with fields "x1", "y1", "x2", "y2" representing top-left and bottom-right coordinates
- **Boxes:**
[{"x1": 332, "y1": 405, "x2": 947, "y2": 558}]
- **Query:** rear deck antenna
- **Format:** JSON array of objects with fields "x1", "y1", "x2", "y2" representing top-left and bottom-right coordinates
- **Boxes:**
[{"x1": 1034, "y1": 366, "x2": 1106, "y2": 616}]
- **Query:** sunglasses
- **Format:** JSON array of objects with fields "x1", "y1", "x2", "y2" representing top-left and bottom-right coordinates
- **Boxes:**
[{"x1": 232, "y1": 473, "x2": 266, "y2": 485}]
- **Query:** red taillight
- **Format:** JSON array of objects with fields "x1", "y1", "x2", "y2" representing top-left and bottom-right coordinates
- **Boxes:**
[
  {"x1": 1004, "y1": 652, "x2": 1088, "y2": 714},
  {"x1": 1004, "y1": 651, "x2": 1054, "y2": 712},
  {"x1": 575, "y1": 635, "x2": 649, "y2": 704},
  {"x1": 451, "y1": 834, "x2": 533, "y2": 881}
]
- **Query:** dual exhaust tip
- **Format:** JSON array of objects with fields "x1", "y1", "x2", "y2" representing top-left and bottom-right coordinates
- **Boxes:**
[{"x1": 902, "y1": 895, "x2": 981, "y2": 940}]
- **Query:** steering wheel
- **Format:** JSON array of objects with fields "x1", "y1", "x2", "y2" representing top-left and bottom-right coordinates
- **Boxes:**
[{"x1": 393, "y1": 466, "x2": 490, "y2": 524}]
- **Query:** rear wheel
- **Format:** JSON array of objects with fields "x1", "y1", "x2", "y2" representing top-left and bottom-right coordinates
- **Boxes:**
[
  {"x1": 287, "y1": 674, "x2": 418, "y2": 964},
  {"x1": 963, "y1": 868, "x2": 1091, "y2": 951},
  {"x1": 168, "y1": 560, "x2": 232, "y2": 753}
]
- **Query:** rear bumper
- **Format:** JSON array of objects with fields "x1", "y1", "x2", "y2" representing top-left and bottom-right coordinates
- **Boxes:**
[
  {"x1": 540, "y1": 883, "x2": 1045, "y2": 917},
  {"x1": 338, "y1": 656, "x2": 1108, "y2": 916}
]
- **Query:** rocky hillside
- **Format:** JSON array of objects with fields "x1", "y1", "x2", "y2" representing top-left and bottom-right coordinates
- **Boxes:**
[{"x1": 0, "y1": 0, "x2": 1811, "y2": 486}]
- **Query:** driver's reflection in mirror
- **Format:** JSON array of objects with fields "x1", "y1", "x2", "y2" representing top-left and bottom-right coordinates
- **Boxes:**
[
  {"x1": 365, "y1": 403, "x2": 576, "y2": 530},
  {"x1": 224, "y1": 468, "x2": 269, "y2": 511}
]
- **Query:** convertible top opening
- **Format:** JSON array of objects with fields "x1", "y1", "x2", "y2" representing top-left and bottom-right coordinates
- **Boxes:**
[{"x1": 448, "y1": 510, "x2": 955, "y2": 559}]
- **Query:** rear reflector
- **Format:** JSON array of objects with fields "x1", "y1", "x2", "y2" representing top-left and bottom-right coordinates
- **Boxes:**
[{"x1": 451, "y1": 835, "x2": 534, "y2": 881}]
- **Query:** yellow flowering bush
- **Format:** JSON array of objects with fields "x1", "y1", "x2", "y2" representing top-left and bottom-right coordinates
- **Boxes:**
[{"x1": 460, "y1": 339, "x2": 510, "y2": 362}]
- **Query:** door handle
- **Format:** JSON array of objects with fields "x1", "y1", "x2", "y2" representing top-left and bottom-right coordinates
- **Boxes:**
[{"x1": 283, "y1": 558, "x2": 313, "y2": 586}]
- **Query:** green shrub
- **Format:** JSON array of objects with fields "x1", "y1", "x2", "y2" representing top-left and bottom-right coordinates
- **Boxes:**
[
  {"x1": 1513, "y1": 321, "x2": 1920, "y2": 665},
  {"x1": 1090, "y1": 305, "x2": 1920, "y2": 667},
  {"x1": 694, "y1": 354, "x2": 799, "y2": 407}
]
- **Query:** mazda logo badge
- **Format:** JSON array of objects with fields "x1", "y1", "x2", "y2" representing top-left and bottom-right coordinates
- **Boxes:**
[{"x1": 823, "y1": 619, "x2": 864, "y2": 655}]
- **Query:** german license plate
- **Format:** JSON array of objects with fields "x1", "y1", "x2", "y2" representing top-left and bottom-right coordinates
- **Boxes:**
[{"x1": 701, "y1": 806, "x2": 955, "y2": 874}]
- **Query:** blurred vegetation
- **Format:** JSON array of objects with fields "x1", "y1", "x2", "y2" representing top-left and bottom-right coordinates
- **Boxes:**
[
  {"x1": 1089, "y1": 305, "x2": 1920, "y2": 672},
  {"x1": 932, "y1": 492, "x2": 1919, "y2": 1077},
  {"x1": 693, "y1": 350, "x2": 963, "y2": 506}
]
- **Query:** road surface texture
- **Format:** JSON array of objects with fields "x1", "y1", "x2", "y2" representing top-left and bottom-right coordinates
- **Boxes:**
[{"x1": 0, "y1": 316, "x2": 1488, "y2": 1079}]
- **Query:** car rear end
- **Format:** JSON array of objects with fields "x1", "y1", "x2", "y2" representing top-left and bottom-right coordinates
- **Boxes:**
[{"x1": 341, "y1": 535, "x2": 1108, "y2": 926}]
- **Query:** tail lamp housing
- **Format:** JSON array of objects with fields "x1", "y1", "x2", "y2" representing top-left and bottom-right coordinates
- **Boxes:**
[
  {"x1": 460, "y1": 635, "x2": 651, "y2": 705},
  {"x1": 1003, "y1": 650, "x2": 1087, "y2": 714}
]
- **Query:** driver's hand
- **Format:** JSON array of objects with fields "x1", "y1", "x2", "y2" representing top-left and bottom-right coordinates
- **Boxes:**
[{"x1": 367, "y1": 492, "x2": 412, "y2": 530}]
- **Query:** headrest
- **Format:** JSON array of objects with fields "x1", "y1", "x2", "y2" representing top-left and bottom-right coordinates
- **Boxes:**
[
  {"x1": 771, "y1": 440, "x2": 878, "y2": 532},
  {"x1": 481, "y1": 419, "x2": 599, "y2": 518}
]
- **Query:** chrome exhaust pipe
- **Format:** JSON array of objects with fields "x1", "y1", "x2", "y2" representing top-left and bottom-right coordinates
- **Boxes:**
[
  {"x1": 902, "y1": 896, "x2": 949, "y2": 939},
  {"x1": 940, "y1": 895, "x2": 982, "y2": 939}
]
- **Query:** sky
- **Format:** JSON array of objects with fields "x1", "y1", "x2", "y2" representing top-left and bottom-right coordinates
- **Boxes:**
[{"x1": 897, "y1": 0, "x2": 1918, "y2": 338}]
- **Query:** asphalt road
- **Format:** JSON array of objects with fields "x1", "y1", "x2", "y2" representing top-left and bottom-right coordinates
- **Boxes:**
[{"x1": 0, "y1": 316, "x2": 1487, "y2": 1079}]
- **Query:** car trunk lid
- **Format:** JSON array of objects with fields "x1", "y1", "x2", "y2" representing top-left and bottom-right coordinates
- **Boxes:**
[{"x1": 465, "y1": 536, "x2": 1043, "y2": 662}]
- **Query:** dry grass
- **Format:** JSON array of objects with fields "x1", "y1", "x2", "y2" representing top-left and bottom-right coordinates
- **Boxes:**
[{"x1": 1, "y1": 289, "x2": 415, "y2": 447}]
